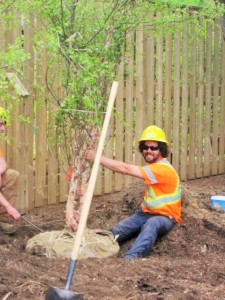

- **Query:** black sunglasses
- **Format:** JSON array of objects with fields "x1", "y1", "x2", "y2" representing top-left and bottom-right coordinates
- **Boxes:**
[{"x1": 143, "y1": 145, "x2": 159, "y2": 151}]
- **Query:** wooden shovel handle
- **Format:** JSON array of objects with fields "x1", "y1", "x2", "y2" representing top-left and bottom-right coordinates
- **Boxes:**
[{"x1": 71, "y1": 81, "x2": 119, "y2": 260}]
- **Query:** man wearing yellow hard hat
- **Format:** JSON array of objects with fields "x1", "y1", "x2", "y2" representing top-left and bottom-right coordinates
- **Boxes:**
[
  {"x1": 85, "y1": 125, "x2": 181, "y2": 260},
  {"x1": 0, "y1": 107, "x2": 21, "y2": 234}
]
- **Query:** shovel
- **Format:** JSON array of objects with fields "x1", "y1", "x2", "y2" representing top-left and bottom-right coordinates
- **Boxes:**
[{"x1": 45, "y1": 81, "x2": 119, "y2": 300}]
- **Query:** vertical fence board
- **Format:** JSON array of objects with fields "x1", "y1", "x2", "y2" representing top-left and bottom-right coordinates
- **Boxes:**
[
  {"x1": 164, "y1": 32, "x2": 172, "y2": 157},
  {"x1": 47, "y1": 102, "x2": 59, "y2": 204},
  {"x1": 124, "y1": 31, "x2": 134, "y2": 187},
  {"x1": 95, "y1": 167, "x2": 103, "y2": 196},
  {"x1": 19, "y1": 99, "x2": 28, "y2": 212},
  {"x1": 135, "y1": 23, "x2": 144, "y2": 165},
  {"x1": 35, "y1": 99, "x2": 47, "y2": 206},
  {"x1": 12, "y1": 99, "x2": 23, "y2": 210},
  {"x1": 47, "y1": 63, "x2": 59, "y2": 205},
  {"x1": 94, "y1": 107, "x2": 104, "y2": 194},
  {"x1": 5, "y1": 16, "x2": 16, "y2": 167},
  {"x1": 59, "y1": 167, "x2": 69, "y2": 203},
  {"x1": 189, "y1": 24, "x2": 197, "y2": 179},
  {"x1": 212, "y1": 19, "x2": 220, "y2": 175},
  {"x1": 219, "y1": 37, "x2": 225, "y2": 173},
  {"x1": 104, "y1": 118, "x2": 114, "y2": 193},
  {"x1": 115, "y1": 58, "x2": 124, "y2": 191},
  {"x1": 196, "y1": 32, "x2": 204, "y2": 178},
  {"x1": 95, "y1": 154, "x2": 103, "y2": 196},
  {"x1": 204, "y1": 22, "x2": 212, "y2": 177},
  {"x1": 34, "y1": 18, "x2": 47, "y2": 207},
  {"x1": 23, "y1": 13, "x2": 35, "y2": 210},
  {"x1": 156, "y1": 12, "x2": 163, "y2": 127},
  {"x1": 172, "y1": 30, "x2": 180, "y2": 173},
  {"x1": 145, "y1": 13, "x2": 155, "y2": 126},
  {"x1": 57, "y1": 85, "x2": 69, "y2": 202},
  {"x1": 47, "y1": 152, "x2": 59, "y2": 205},
  {"x1": 180, "y1": 22, "x2": 189, "y2": 181}
]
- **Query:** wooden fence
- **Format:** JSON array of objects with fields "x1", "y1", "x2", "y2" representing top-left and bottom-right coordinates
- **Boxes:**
[{"x1": 0, "y1": 12, "x2": 225, "y2": 211}]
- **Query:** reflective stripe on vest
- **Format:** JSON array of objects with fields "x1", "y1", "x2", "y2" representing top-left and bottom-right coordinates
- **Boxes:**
[{"x1": 142, "y1": 160, "x2": 181, "y2": 209}]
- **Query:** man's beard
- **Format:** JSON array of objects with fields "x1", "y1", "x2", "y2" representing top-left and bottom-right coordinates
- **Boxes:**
[{"x1": 143, "y1": 152, "x2": 161, "y2": 164}]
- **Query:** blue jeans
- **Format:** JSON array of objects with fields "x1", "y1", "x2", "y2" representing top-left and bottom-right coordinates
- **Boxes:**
[{"x1": 109, "y1": 207, "x2": 175, "y2": 260}]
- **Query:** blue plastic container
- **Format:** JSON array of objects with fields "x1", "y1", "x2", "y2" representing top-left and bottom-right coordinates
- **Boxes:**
[{"x1": 211, "y1": 195, "x2": 225, "y2": 212}]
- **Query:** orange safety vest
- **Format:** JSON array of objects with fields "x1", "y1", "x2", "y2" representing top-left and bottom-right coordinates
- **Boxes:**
[{"x1": 138, "y1": 158, "x2": 182, "y2": 223}]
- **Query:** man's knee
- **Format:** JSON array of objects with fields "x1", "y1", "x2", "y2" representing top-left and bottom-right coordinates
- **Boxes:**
[
  {"x1": 2, "y1": 169, "x2": 20, "y2": 185},
  {"x1": 7, "y1": 169, "x2": 19, "y2": 177}
]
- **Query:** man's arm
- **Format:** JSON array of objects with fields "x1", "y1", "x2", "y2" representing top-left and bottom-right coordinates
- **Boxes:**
[
  {"x1": 0, "y1": 156, "x2": 7, "y2": 187},
  {"x1": 85, "y1": 149, "x2": 143, "y2": 179},
  {"x1": 0, "y1": 156, "x2": 7, "y2": 175}
]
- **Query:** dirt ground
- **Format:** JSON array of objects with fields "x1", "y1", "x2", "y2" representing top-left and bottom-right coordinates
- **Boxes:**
[{"x1": 1, "y1": 175, "x2": 225, "y2": 300}]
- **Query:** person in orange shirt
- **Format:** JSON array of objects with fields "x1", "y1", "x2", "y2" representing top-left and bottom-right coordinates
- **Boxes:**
[
  {"x1": 85, "y1": 125, "x2": 181, "y2": 260},
  {"x1": 0, "y1": 107, "x2": 20, "y2": 234}
]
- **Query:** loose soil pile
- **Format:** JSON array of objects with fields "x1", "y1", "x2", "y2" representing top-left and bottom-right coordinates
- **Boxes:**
[{"x1": 1, "y1": 175, "x2": 225, "y2": 300}]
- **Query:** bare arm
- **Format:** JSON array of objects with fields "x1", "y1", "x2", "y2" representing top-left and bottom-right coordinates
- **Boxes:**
[
  {"x1": 0, "y1": 156, "x2": 7, "y2": 187},
  {"x1": 0, "y1": 156, "x2": 7, "y2": 175},
  {"x1": 85, "y1": 149, "x2": 143, "y2": 179}
]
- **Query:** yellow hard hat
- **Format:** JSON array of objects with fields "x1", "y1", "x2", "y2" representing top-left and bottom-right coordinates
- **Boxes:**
[
  {"x1": 139, "y1": 125, "x2": 169, "y2": 146},
  {"x1": 0, "y1": 107, "x2": 10, "y2": 125}
]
